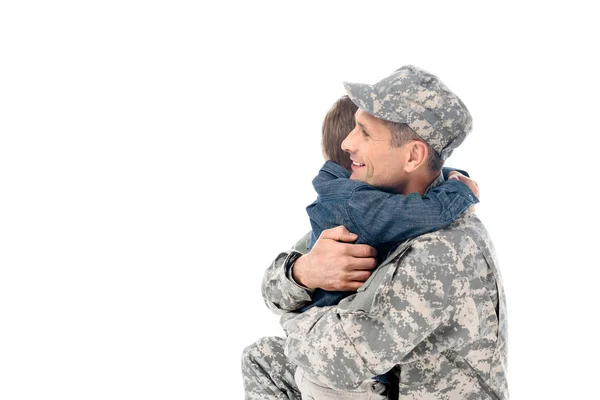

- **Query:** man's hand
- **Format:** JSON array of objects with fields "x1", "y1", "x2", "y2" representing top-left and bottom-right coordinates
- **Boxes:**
[
  {"x1": 447, "y1": 171, "x2": 480, "y2": 213},
  {"x1": 292, "y1": 226, "x2": 377, "y2": 291}
]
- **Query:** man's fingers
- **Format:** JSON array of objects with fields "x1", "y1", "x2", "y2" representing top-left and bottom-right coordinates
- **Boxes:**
[
  {"x1": 345, "y1": 243, "x2": 377, "y2": 258},
  {"x1": 322, "y1": 226, "x2": 358, "y2": 243},
  {"x1": 330, "y1": 268, "x2": 373, "y2": 291},
  {"x1": 337, "y1": 281, "x2": 365, "y2": 291},
  {"x1": 347, "y1": 270, "x2": 372, "y2": 283},
  {"x1": 347, "y1": 256, "x2": 378, "y2": 271}
]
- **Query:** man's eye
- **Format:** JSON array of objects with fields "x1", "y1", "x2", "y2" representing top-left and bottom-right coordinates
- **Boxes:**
[{"x1": 362, "y1": 129, "x2": 369, "y2": 137}]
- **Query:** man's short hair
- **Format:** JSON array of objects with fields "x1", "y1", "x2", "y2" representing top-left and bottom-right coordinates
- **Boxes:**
[
  {"x1": 321, "y1": 95, "x2": 358, "y2": 171},
  {"x1": 385, "y1": 121, "x2": 444, "y2": 172}
]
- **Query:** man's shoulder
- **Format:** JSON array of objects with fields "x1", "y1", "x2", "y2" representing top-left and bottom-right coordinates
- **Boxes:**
[
  {"x1": 385, "y1": 213, "x2": 493, "y2": 266},
  {"x1": 414, "y1": 213, "x2": 490, "y2": 244}
]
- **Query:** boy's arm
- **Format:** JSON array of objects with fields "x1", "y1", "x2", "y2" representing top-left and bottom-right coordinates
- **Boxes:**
[
  {"x1": 344, "y1": 180, "x2": 478, "y2": 245},
  {"x1": 447, "y1": 172, "x2": 479, "y2": 213}
]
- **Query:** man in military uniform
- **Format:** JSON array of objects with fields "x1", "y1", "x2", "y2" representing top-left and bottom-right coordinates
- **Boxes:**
[{"x1": 242, "y1": 65, "x2": 508, "y2": 400}]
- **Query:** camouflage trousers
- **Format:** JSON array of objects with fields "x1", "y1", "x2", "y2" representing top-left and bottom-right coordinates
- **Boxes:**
[
  {"x1": 242, "y1": 336, "x2": 301, "y2": 400},
  {"x1": 242, "y1": 336, "x2": 390, "y2": 400}
]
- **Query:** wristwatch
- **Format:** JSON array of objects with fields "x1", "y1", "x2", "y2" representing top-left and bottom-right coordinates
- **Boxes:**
[{"x1": 284, "y1": 250, "x2": 305, "y2": 286}]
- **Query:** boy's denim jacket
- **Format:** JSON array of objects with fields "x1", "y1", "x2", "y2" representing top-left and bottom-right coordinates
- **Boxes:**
[{"x1": 300, "y1": 161, "x2": 478, "y2": 313}]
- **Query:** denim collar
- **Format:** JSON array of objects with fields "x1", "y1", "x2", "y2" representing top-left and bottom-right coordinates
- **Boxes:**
[{"x1": 321, "y1": 160, "x2": 351, "y2": 179}]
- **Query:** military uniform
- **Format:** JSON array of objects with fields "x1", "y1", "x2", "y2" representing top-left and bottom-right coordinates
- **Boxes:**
[
  {"x1": 242, "y1": 336, "x2": 301, "y2": 400},
  {"x1": 242, "y1": 65, "x2": 508, "y2": 399},
  {"x1": 258, "y1": 198, "x2": 508, "y2": 399}
]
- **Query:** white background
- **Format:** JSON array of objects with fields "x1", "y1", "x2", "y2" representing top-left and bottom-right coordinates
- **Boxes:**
[{"x1": 1, "y1": 1, "x2": 598, "y2": 399}]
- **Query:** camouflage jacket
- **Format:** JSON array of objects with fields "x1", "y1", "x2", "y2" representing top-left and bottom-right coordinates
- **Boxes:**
[{"x1": 262, "y1": 213, "x2": 508, "y2": 400}]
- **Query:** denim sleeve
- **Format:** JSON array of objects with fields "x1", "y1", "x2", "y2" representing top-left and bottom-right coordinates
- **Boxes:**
[{"x1": 346, "y1": 180, "x2": 478, "y2": 246}]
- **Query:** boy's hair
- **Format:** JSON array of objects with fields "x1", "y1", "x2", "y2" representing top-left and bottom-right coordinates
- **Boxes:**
[{"x1": 321, "y1": 95, "x2": 358, "y2": 171}]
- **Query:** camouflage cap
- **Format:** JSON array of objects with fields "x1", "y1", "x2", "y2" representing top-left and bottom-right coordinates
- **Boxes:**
[{"x1": 343, "y1": 65, "x2": 472, "y2": 160}]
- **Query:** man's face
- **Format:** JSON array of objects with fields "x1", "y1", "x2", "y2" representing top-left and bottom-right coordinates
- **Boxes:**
[{"x1": 341, "y1": 109, "x2": 409, "y2": 192}]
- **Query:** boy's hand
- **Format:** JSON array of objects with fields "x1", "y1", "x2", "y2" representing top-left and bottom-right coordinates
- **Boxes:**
[
  {"x1": 448, "y1": 171, "x2": 480, "y2": 213},
  {"x1": 292, "y1": 226, "x2": 377, "y2": 291}
]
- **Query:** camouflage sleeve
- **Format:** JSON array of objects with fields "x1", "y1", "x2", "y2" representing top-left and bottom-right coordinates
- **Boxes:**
[
  {"x1": 281, "y1": 236, "x2": 469, "y2": 390},
  {"x1": 261, "y1": 232, "x2": 314, "y2": 314}
]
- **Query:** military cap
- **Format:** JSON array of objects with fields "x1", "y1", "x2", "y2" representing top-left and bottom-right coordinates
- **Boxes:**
[{"x1": 343, "y1": 65, "x2": 472, "y2": 160}]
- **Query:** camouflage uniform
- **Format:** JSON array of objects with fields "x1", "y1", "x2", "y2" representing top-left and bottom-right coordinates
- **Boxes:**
[
  {"x1": 244, "y1": 66, "x2": 508, "y2": 399},
  {"x1": 261, "y1": 191, "x2": 508, "y2": 399},
  {"x1": 242, "y1": 336, "x2": 389, "y2": 400},
  {"x1": 242, "y1": 336, "x2": 301, "y2": 400}
]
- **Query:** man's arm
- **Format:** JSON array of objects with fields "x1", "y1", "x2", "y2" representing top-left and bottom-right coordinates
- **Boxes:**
[
  {"x1": 281, "y1": 235, "x2": 470, "y2": 391},
  {"x1": 261, "y1": 227, "x2": 378, "y2": 313},
  {"x1": 261, "y1": 233, "x2": 314, "y2": 314}
]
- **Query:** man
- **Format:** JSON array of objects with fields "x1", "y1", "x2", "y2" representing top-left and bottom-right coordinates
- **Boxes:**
[{"x1": 244, "y1": 65, "x2": 508, "y2": 400}]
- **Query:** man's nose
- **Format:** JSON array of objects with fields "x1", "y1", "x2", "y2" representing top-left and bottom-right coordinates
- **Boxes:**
[{"x1": 341, "y1": 128, "x2": 357, "y2": 153}]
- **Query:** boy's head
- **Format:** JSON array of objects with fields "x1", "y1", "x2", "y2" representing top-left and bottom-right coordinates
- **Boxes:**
[{"x1": 321, "y1": 95, "x2": 358, "y2": 171}]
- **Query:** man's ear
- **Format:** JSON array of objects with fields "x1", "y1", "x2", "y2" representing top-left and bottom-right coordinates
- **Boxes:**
[{"x1": 405, "y1": 141, "x2": 428, "y2": 173}]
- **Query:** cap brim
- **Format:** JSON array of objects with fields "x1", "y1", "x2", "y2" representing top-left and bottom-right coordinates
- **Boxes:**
[
  {"x1": 343, "y1": 81, "x2": 376, "y2": 116},
  {"x1": 343, "y1": 81, "x2": 405, "y2": 124}
]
